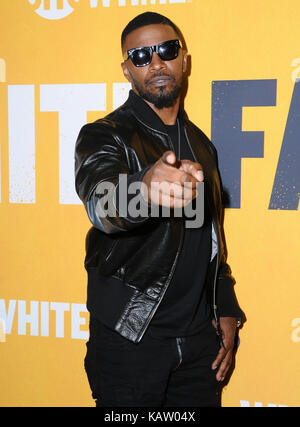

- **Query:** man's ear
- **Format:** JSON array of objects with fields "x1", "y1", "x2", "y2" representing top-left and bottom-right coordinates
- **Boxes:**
[
  {"x1": 182, "y1": 50, "x2": 188, "y2": 74},
  {"x1": 121, "y1": 61, "x2": 132, "y2": 84}
]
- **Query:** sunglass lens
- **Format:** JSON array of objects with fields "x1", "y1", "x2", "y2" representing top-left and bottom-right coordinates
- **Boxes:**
[
  {"x1": 131, "y1": 49, "x2": 151, "y2": 67},
  {"x1": 158, "y1": 41, "x2": 179, "y2": 61}
]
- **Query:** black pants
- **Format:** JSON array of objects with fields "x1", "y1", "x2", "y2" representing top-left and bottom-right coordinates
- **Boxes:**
[{"x1": 85, "y1": 316, "x2": 221, "y2": 407}]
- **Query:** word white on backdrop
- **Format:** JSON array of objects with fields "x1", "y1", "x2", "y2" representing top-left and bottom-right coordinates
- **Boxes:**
[
  {"x1": 0, "y1": 299, "x2": 88, "y2": 340},
  {"x1": 28, "y1": 0, "x2": 190, "y2": 20},
  {"x1": 5, "y1": 83, "x2": 130, "y2": 205}
]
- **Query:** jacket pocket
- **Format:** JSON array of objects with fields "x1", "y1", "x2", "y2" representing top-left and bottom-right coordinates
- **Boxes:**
[
  {"x1": 98, "y1": 239, "x2": 121, "y2": 276},
  {"x1": 98, "y1": 234, "x2": 142, "y2": 277},
  {"x1": 104, "y1": 239, "x2": 119, "y2": 263}
]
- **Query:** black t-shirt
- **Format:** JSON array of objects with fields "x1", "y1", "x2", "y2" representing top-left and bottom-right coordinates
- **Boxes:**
[{"x1": 146, "y1": 120, "x2": 213, "y2": 338}]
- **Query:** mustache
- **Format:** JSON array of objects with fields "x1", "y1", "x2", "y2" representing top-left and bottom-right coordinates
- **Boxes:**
[{"x1": 145, "y1": 73, "x2": 176, "y2": 85}]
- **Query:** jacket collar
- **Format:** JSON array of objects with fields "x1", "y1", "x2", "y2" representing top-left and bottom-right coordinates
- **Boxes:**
[{"x1": 125, "y1": 89, "x2": 186, "y2": 134}]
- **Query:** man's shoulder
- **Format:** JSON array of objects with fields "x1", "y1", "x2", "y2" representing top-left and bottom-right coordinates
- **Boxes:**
[
  {"x1": 78, "y1": 102, "x2": 136, "y2": 143},
  {"x1": 185, "y1": 117, "x2": 210, "y2": 142}
]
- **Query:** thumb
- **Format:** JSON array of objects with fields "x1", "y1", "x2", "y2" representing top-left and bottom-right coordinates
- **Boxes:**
[
  {"x1": 212, "y1": 319, "x2": 219, "y2": 335},
  {"x1": 161, "y1": 150, "x2": 178, "y2": 167}
]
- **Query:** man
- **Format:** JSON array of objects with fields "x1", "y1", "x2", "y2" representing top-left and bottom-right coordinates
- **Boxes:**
[{"x1": 75, "y1": 12, "x2": 243, "y2": 407}]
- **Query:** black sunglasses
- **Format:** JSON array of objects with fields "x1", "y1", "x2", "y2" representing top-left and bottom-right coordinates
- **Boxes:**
[{"x1": 124, "y1": 39, "x2": 181, "y2": 67}]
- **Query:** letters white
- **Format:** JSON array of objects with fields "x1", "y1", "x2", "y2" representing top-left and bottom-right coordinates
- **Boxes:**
[
  {"x1": 0, "y1": 298, "x2": 88, "y2": 340},
  {"x1": 0, "y1": 319, "x2": 5, "y2": 342},
  {"x1": 291, "y1": 58, "x2": 300, "y2": 83},
  {"x1": 0, "y1": 58, "x2": 6, "y2": 82},
  {"x1": 32, "y1": 0, "x2": 75, "y2": 20},
  {"x1": 30, "y1": 0, "x2": 189, "y2": 21},
  {"x1": 50, "y1": 302, "x2": 70, "y2": 338},
  {"x1": 240, "y1": 400, "x2": 288, "y2": 407},
  {"x1": 0, "y1": 299, "x2": 16, "y2": 334},
  {"x1": 91, "y1": 1, "x2": 180, "y2": 8},
  {"x1": 18, "y1": 300, "x2": 39, "y2": 336},
  {"x1": 113, "y1": 83, "x2": 131, "y2": 110},
  {"x1": 40, "y1": 83, "x2": 106, "y2": 204},
  {"x1": 8, "y1": 85, "x2": 36, "y2": 204},
  {"x1": 41, "y1": 301, "x2": 49, "y2": 337},
  {"x1": 3, "y1": 83, "x2": 131, "y2": 205},
  {"x1": 71, "y1": 303, "x2": 89, "y2": 339},
  {"x1": 291, "y1": 318, "x2": 300, "y2": 343}
]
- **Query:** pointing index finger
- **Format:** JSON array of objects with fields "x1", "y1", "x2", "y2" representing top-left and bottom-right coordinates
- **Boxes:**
[{"x1": 180, "y1": 161, "x2": 204, "y2": 182}]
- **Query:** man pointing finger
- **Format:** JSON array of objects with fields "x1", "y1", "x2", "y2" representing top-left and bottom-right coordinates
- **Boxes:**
[{"x1": 75, "y1": 11, "x2": 244, "y2": 407}]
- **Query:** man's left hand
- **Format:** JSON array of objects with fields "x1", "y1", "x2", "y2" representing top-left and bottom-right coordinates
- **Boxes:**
[{"x1": 211, "y1": 317, "x2": 237, "y2": 382}]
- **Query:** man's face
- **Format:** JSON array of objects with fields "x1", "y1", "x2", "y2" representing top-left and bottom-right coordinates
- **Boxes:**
[{"x1": 121, "y1": 24, "x2": 187, "y2": 109}]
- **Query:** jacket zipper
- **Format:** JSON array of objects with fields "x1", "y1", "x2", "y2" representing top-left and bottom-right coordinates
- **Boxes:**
[
  {"x1": 184, "y1": 127, "x2": 197, "y2": 163},
  {"x1": 134, "y1": 118, "x2": 184, "y2": 343},
  {"x1": 134, "y1": 120, "x2": 219, "y2": 342},
  {"x1": 212, "y1": 219, "x2": 220, "y2": 329},
  {"x1": 136, "y1": 223, "x2": 185, "y2": 343},
  {"x1": 184, "y1": 127, "x2": 220, "y2": 329},
  {"x1": 104, "y1": 240, "x2": 118, "y2": 262},
  {"x1": 175, "y1": 337, "x2": 183, "y2": 369}
]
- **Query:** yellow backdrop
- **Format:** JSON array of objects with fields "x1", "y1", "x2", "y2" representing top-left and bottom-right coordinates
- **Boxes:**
[{"x1": 0, "y1": 0, "x2": 299, "y2": 407}]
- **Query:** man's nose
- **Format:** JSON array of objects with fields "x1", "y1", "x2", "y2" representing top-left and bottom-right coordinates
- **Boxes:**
[{"x1": 149, "y1": 52, "x2": 166, "y2": 71}]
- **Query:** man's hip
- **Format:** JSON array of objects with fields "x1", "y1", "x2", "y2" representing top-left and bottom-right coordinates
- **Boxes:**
[{"x1": 84, "y1": 316, "x2": 221, "y2": 407}]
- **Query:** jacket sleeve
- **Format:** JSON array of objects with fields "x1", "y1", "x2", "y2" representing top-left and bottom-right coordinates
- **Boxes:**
[
  {"x1": 215, "y1": 192, "x2": 244, "y2": 320},
  {"x1": 216, "y1": 261, "x2": 244, "y2": 319},
  {"x1": 209, "y1": 140, "x2": 244, "y2": 320},
  {"x1": 75, "y1": 122, "x2": 152, "y2": 234}
]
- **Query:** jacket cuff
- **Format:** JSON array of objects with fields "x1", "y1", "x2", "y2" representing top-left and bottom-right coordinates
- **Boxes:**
[
  {"x1": 113, "y1": 164, "x2": 154, "y2": 223},
  {"x1": 216, "y1": 275, "x2": 244, "y2": 319}
]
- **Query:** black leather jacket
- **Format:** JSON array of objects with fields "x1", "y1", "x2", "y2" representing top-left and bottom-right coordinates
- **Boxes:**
[{"x1": 75, "y1": 90, "x2": 243, "y2": 343}]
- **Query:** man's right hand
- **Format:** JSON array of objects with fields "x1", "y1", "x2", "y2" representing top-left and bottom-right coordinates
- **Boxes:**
[{"x1": 141, "y1": 151, "x2": 204, "y2": 209}]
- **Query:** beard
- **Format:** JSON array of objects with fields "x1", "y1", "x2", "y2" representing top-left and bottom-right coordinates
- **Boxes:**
[{"x1": 131, "y1": 72, "x2": 182, "y2": 109}]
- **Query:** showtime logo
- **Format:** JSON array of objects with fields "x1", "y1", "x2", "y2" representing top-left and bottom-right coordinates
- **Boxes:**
[{"x1": 28, "y1": 0, "x2": 189, "y2": 21}]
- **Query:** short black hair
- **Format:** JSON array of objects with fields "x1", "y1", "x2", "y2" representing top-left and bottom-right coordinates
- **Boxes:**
[{"x1": 121, "y1": 12, "x2": 180, "y2": 49}]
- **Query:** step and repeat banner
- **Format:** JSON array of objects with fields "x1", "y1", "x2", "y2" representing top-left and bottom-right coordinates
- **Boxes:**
[{"x1": 0, "y1": 0, "x2": 299, "y2": 407}]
